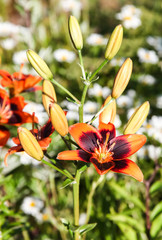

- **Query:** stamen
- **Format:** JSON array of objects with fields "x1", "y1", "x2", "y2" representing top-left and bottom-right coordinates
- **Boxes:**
[
  {"x1": 103, "y1": 132, "x2": 110, "y2": 152},
  {"x1": 108, "y1": 142, "x2": 116, "y2": 152},
  {"x1": 19, "y1": 63, "x2": 24, "y2": 79}
]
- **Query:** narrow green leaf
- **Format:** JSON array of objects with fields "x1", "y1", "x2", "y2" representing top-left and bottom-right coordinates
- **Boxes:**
[
  {"x1": 150, "y1": 202, "x2": 162, "y2": 221},
  {"x1": 118, "y1": 222, "x2": 137, "y2": 240},
  {"x1": 106, "y1": 214, "x2": 145, "y2": 232},
  {"x1": 60, "y1": 179, "x2": 75, "y2": 189},
  {"x1": 109, "y1": 182, "x2": 145, "y2": 211},
  {"x1": 78, "y1": 223, "x2": 97, "y2": 235},
  {"x1": 150, "y1": 213, "x2": 162, "y2": 238},
  {"x1": 150, "y1": 181, "x2": 162, "y2": 195}
]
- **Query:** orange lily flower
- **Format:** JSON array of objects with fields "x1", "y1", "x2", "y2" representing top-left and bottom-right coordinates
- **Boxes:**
[
  {"x1": 0, "y1": 64, "x2": 42, "y2": 96},
  {"x1": 57, "y1": 122, "x2": 146, "y2": 181},
  {"x1": 4, "y1": 118, "x2": 55, "y2": 165},
  {"x1": 0, "y1": 89, "x2": 38, "y2": 146}
]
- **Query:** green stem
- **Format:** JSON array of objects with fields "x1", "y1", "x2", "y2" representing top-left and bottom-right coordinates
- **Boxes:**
[
  {"x1": 73, "y1": 168, "x2": 81, "y2": 240},
  {"x1": 83, "y1": 176, "x2": 105, "y2": 240},
  {"x1": 51, "y1": 79, "x2": 80, "y2": 105},
  {"x1": 88, "y1": 59, "x2": 108, "y2": 82},
  {"x1": 79, "y1": 84, "x2": 89, "y2": 123},
  {"x1": 22, "y1": 230, "x2": 30, "y2": 240},
  {"x1": 87, "y1": 97, "x2": 115, "y2": 125},
  {"x1": 42, "y1": 159, "x2": 74, "y2": 180},
  {"x1": 78, "y1": 50, "x2": 86, "y2": 80}
]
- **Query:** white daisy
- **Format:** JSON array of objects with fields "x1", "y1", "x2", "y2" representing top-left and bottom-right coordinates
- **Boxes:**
[
  {"x1": 156, "y1": 95, "x2": 162, "y2": 109},
  {"x1": 117, "y1": 95, "x2": 133, "y2": 108},
  {"x1": 86, "y1": 33, "x2": 107, "y2": 46},
  {"x1": 120, "y1": 5, "x2": 141, "y2": 17},
  {"x1": 53, "y1": 49, "x2": 76, "y2": 63},
  {"x1": 21, "y1": 196, "x2": 44, "y2": 216},
  {"x1": 79, "y1": 213, "x2": 87, "y2": 225},
  {"x1": 35, "y1": 209, "x2": 50, "y2": 223},
  {"x1": 114, "y1": 114, "x2": 122, "y2": 128},
  {"x1": 12, "y1": 50, "x2": 28, "y2": 65},
  {"x1": 144, "y1": 116, "x2": 162, "y2": 143},
  {"x1": 147, "y1": 145, "x2": 161, "y2": 161},
  {"x1": 138, "y1": 74, "x2": 156, "y2": 85},
  {"x1": 88, "y1": 83, "x2": 111, "y2": 98},
  {"x1": 147, "y1": 36, "x2": 162, "y2": 56},
  {"x1": 84, "y1": 101, "x2": 98, "y2": 114},
  {"x1": 0, "y1": 38, "x2": 17, "y2": 50},
  {"x1": 116, "y1": 14, "x2": 141, "y2": 29},
  {"x1": 15, "y1": 152, "x2": 40, "y2": 165},
  {"x1": 137, "y1": 48, "x2": 159, "y2": 64},
  {"x1": 60, "y1": 0, "x2": 82, "y2": 18},
  {"x1": 127, "y1": 89, "x2": 136, "y2": 98},
  {"x1": 0, "y1": 21, "x2": 19, "y2": 37},
  {"x1": 136, "y1": 145, "x2": 147, "y2": 159},
  {"x1": 23, "y1": 101, "x2": 48, "y2": 125},
  {"x1": 110, "y1": 57, "x2": 125, "y2": 66}
]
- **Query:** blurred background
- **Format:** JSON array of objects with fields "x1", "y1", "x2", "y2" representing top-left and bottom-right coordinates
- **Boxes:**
[{"x1": 0, "y1": 0, "x2": 161, "y2": 239}]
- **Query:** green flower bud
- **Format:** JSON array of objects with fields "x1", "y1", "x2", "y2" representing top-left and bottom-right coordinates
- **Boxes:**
[
  {"x1": 68, "y1": 15, "x2": 83, "y2": 50},
  {"x1": 105, "y1": 25, "x2": 123, "y2": 60},
  {"x1": 27, "y1": 49, "x2": 53, "y2": 80}
]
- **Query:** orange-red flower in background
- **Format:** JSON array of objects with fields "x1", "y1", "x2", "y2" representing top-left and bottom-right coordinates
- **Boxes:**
[
  {"x1": 4, "y1": 118, "x2": 55, "y2": 165},
  {"x1": 0, "y1": 64, "x2": 42, "y2": 96},
  {"x1": 57, "y1": 122, "x2": 146, "y2": 182},
  {"x1": 0, "y1": 89, "x2": 38, "y2": 146}
]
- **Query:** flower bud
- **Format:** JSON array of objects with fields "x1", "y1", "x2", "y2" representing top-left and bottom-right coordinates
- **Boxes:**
[
  {"x1": 18, "y1": 127, "x2": 44, "y2": 161},
  {"x1": 124, "y1": 101, "x2": 150, "y2": 134},
  {"x1": 27, "y1": 49, "x2": 53, "y2": 80},
  {"x1": 42, "y1": 80, "x2": 57, "y2": 115},
  {"x1": 49, "y1": 103, "x2": 68, "y2": 136},
  {"x1": 68, "y1": 15, "x2": 83, "y2": 50},
  {"x1": 99, "y1": 95, "x2": 116, "y2": 124},
  {"x1": 111, "y1": 58, "x2": 133, "y2": 99},
  {"x1": 105, "y1": 25, "x2": 123, "y2": 60}
]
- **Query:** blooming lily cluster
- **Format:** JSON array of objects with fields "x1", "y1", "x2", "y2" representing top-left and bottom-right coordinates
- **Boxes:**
[{"x1": 1, "y1": 15, "x2": 150, "y2": 184}]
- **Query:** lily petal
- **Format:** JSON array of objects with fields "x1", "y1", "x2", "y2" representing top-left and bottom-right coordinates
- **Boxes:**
[
  {"x1": 110, "y1": 134, "x2": 146, "y2": 160},
  {"x1": 69, "y1": 123, "x2": 102, "y2": 153},
  {"x1": 57, "y1": 149, "x2": 91, "y2": 162},
  {"x1": 0, "y1": 126, "x2": 10, "y2": 147},
  {"x1": 98, "y1": 122, "x2": 116, "y2": 142},
  {"x1": 111, "y1": 159, "x2": 144, "y2": 182},
  {"x1": 4, "y1": 145, "x2": 23, "y2": 166},
  {"x1": 90, "y1": 156, "x2": 115, "y2": 175}
]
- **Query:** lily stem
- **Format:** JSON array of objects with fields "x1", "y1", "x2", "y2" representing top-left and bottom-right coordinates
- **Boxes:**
[
  {"x1": 78, "y1": 50, "x2": 86, "y2": 80},
  {"x1": 73, "y1": 168, "x2": 81, "y2": 240},
  {"x1": 51, "y1": 79, "x2": 80, "y2": 105},
  {"x1": 88, "y1": 97, "x2": 115, "y2": 125},
  {"x1": 88, "y1": 59, "x2": 108, "y2": 82},
  {"x1": 79, "y1": 84, "x2": 89, "y2": 123},
  {"x1": 42, "y1": 159, "x2": 74, "y2": 180}
]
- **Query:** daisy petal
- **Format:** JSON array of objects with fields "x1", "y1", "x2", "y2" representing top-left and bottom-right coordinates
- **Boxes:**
[
  {"x1": 69, "y1": 123, "x2": 102, "y2": 153},
  {"x1": 57, "y1": 149, "x2": 91, "y2": 162},
  {"x1": 110, "y1": 134, "x2": 146, "y2": 159},
  {"x1": 90, "y1": 156, "x2": 115, "y2": 175},
  {"x1": 98, "y1": 122, "x2": 116, "y2": 142},
  {"x1": 111, "y1": 159, "x2": 144, "y2": 182}
]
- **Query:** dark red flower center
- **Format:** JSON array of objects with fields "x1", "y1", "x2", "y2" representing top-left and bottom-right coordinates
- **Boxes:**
[{"x1": 94, "y1": 133, "x2": 115, "y2": 163}]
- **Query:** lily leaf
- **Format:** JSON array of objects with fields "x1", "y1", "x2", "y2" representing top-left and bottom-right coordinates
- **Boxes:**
[
  {"x1": 78, "y1": 223, "x2": 97, "y2": 235},
  {"x1": 150, "y1": 180, "x2": 162, "y2": 195},
  {"x1": 60, "y1": 178, "x2": 75, "y2": 189},
  {"x1": 150, "y1": 202, "x2": 162, "y2": 221},
  {"x1": 150, "y1": 213, "x2": 162, "y2": 238},
  {"x1": 106, "y1": 213, "x2": 145, "y2": 232},
  {"x1": 118, "y1": 222, "x2": 137, "y2": 240},
  {"x1": 109, "y1": 182, "x2": 145, "y2": 211}
]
